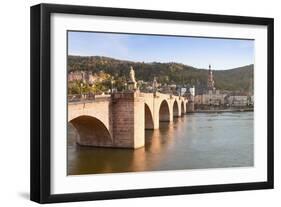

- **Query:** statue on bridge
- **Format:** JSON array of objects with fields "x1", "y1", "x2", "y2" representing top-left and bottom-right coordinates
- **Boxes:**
[{"x1": 128, "y1": 66, "x2": 137, "y2": 91}]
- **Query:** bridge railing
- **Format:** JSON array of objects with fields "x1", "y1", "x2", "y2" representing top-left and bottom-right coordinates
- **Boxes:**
[
  {"x1": 68, "y1": 92, "x2": 187, "y2": 103},
  {"x1": 68, "y1": 94, "x2": 111, "y2": 103}
]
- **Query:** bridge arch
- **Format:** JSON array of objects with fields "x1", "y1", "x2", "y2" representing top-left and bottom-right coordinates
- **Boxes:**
[
  {"x1": 173, "y1": 100, "x2": 180, "y2": 117},
  {"x1": 69, "y1": 115, "x2": 113, "y2": 147},
  {"x1": 181, "y1": 101, "x2": 185, "y2": 115},
  {"x1": 159, "y1": 100, "x2": 170, "y2": 122},
  {"x1": 145, "y1": 103, "x2": 154, "y2": 129}
]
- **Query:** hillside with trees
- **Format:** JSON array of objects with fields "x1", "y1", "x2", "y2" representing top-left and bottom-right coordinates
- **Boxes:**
[{"x1": 67, "y1": 55, "x2": 254, "y2": 92}]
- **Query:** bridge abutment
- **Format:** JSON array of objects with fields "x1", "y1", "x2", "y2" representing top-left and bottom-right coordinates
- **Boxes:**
[{"x1": 186, "y1": 102, "x2": 195, "y2": 113}]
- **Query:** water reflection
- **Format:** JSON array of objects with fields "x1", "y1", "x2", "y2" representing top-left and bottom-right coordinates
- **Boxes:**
[{"x1": 68, "y1": 112, "x2": 254, "y2": 175}]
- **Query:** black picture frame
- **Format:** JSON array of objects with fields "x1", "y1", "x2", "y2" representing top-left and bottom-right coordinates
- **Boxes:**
[{"x1": 30, "y1": 3, "x2": 274, "y2": 204}]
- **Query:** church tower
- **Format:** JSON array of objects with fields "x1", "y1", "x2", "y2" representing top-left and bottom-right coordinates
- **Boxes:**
[{"x1": 207, "y1": 64, "x2": 215, "y2": 91}]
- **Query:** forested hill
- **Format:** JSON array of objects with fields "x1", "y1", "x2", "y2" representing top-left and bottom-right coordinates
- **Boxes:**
[{"x1": 67, "y1": 55, "x2": 254, "y2": 91}]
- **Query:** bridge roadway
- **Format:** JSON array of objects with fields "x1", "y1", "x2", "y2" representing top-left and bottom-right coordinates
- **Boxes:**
[{"x1": 68, "y1": 91, "x2": 189, "y2": 149}]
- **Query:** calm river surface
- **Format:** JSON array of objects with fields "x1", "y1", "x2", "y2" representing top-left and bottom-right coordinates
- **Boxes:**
[{"x1": 67, "y1": 112, "x2": 254, "y2": 175}]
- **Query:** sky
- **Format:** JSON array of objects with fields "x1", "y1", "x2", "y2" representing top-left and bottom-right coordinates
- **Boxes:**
[{"x1": 68, "y1": 31, "x2": 254, "y2": 70}]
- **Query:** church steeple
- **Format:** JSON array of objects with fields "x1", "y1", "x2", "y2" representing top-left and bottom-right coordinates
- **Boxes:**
[{"x1": 207, "y1": 64, "x2": 215, "y2": 91}]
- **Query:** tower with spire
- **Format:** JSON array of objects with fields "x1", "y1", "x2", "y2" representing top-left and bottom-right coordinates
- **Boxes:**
[{"x1": 207, "y1": 64, "x2": 215, "y2": 91}]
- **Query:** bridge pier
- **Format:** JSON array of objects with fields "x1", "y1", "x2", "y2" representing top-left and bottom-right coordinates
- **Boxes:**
[{"x1": 112, "y1": 92, "x2": 145, "y2": 148}]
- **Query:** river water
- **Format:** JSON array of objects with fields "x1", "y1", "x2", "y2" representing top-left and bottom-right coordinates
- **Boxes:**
[{"x1": 67, "y1": 112, "x2": 253, "y2": 175}]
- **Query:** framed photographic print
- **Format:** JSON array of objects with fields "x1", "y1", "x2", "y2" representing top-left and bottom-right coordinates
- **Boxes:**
[{"x1": 30, "y1": 3, "x2": 274, "y2": 203}]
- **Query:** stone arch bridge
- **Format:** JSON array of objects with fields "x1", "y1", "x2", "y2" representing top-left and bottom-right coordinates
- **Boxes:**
[{"x1": 68, "y1": 92, "x2": 188, "y2": 149}]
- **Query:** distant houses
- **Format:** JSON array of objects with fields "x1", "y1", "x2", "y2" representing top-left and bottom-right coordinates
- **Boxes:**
[
  {"x1": 67, "y1": 64, "x2": 254, "y2": 109},
  {"x1": 193, "y1": 65, "x2": 254, "y2": 108}
]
